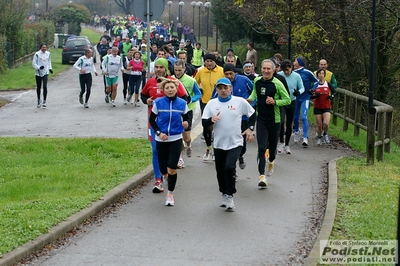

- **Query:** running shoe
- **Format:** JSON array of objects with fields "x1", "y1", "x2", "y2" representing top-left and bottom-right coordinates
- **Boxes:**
[
  {"x1": 135, "y1": 101, "x2": 140, "y2": 107},
  {"x1": 225, "y1": 196, "x2": 235, "y2": 211},
  {"x1": 302, "y1": 138, "x2": 309, "y2": 147},
  {"x1": 203, "y1": 148, "x2": 211, "y2": 161},
  {"x1": 316, "y1": 137, "x2": 322, "y2": 146},
  {"x1": 220, "y1": 194, "x2": 228, "y2": 207},
  {"x1": 211, "y1": 152, "x2": 215, "y2": 161},
  {"x1": 152, "y1": 180, "x2": 164, "y2": 193},
  {"x1": 37, "y1": 100, "x2": 41, "y2": 108},
  {"x1": 284, "y1": 146, "x2": 291, "y2": 154},
  {"x1": 277, "y1": 142, "x2": 284, "y2": 153},
  {"x1": 165, "y1": 193, "x2": 174, "y2": 206},
  {"x1": 41, "y1": 101, "x2": 47, "y2": 108},
  {"x1": 238, "y1": 157, "x2": 246, "y2": 170},
  {"x1": 324, "y1": 134, "x2": 330, "y2": 144},
  {"x1": 127, "y1": 94, "x2": 132, "y2": 102},
  {"x1": 258, "y1": 175, "x2": 268, "y2": 188},
  {"x1": 111, "y1": 100, "x2": 116, "y2": 107},
  {"x1": 105, "y1": 94, "x2": 109, "y2": 103},
  {"x1": 294, "y1": 131, "x2": 300, "y2": 144},
  {"x1": 84, "y1": 103, "x2": 89, "y2": 108},
  {"x1": 177, "y1": 158, "x2": 185, "y2": 169},
  {"x1": 123, "y1": 98, "x2": 127, "y2": 105},
  {"x1": 79, "y1": 95, "x2": 83, "y2": 104},
  {"x1": 267, "y1": 161, "x2": 275, "y2": 176},
  {"x1": 186, "y1": 146, "x2": 192, "y2": 158}
]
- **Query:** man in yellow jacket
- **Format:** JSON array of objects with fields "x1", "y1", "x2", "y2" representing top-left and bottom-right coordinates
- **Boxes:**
[{"x1": 195, "y1": 53, "x2": 224, "y2": 161}]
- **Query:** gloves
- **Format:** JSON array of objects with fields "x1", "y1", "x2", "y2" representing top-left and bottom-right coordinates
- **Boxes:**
[
  {"x1": 308, "y1": 89, "x2": 315, "y2": 95},
  {"x1": 328, "y1": 95, "x2": 334, "y2": 100},
  {"x1": 292, "y1": 89, "x2": 300, "y2": 97},
  {"x1": 40, "y1": 66, "x2": 44, "y2": 70},
  {"x1": 49, "y1": 69, "x2": 53, "y2": 74}
]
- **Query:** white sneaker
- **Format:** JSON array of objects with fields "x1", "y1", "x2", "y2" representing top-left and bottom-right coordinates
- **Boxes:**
[
  {"x1": 302, "y1": 138, "x2": 309, "y2": 147},
  {"x1": 225, "y1": 196, "x2": 235, "y2": 211},
  {"x1": 165, "y1": 193, "x2": 174, "y2": 206},
  {"x1": 111, "y1": 100, "x2": 116, "y2": 107},
  {"x1": 316, "y1": 137, "x2": 322, "y2": 146},
  {"x1": 84, "y1": 103, "x2": 89, "y2": 108},
  {"x1": 267, "y1": 161, "x2": 275, "y2": 176},
  {"x1": 258, "y1": 175, "x2": 268, "y2": 188},
  {"x1": 284, "y1": 145, "x2": 291, "y2": 154},
  {"x1": 123, "y1": 98, "x2": 127, "y2": 105},
  {"x1": 220, "y1": 194, "x2": 228, "y2": 207},
  {"x1": 277, "y1": 142, "x2": 284, "y2": 153},
  {"x1": 324, "y1": 134, "x2": 330, "y2": 144},
  {"x1": 41, "y1": 101, "x2": 47, "y2": 108},
  {"x1": 135, "y1": 101, "x2": 140, "y2": 107},
  {"x1": 203, "y1": 148, "x2": 211, "y2": 161},
  {"x1": 294, "y1": 131, "x2": 300, "y2": 144},
  {"x1": 177, "y1": 158, "x2": 185, "y2": 169}
]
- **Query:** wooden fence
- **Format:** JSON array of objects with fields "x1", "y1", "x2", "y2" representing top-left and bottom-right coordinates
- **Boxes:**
[{"x1": 331, "y1": 88, "x2": 393, "y2": 165}]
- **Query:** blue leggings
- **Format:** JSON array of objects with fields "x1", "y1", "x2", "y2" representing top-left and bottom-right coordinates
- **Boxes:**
[
  {"x1": 293, "y1": 99, "x2": 310, "y2": 138},
  {"x1": 149, "y1": 127, "x2": 162, "y2": 179},
  {"x1": 129, "y1": 75, "x2": 142, "y2": 95}
]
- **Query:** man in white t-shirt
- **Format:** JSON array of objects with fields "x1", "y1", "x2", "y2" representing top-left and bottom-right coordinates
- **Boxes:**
[{"x1": 202, "y1": 78, "x2": 255, "y2": 212}]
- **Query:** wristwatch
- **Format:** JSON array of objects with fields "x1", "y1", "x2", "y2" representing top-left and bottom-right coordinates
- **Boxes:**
[
  {"x1": 249, "y1": 126, "x2": 254, "y2": 131},
  {"x1": 156, "y1": 130, "x2": 161, "y2": 136}
]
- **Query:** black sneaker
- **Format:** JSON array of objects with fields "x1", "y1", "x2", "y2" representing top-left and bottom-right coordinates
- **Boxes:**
[{"x1": 79, "y1": 95, "x2": 83, "y2": 104}]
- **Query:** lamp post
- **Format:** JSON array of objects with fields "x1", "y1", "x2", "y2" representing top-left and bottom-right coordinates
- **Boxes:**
[
  {"x1": 108, "y1": 1, "x2": 112, "y2": 16},
  {"x1": 191, "y1": 1, "x2": 196, "y2": 30},
  {"x1": 196, "y1": 1, "x2": 203, "y2": 42},
  {"x1": 178, "y1": 1, "x2": 185, "y2": 25},
  {"x1": 167, "y1": 1, "x2": 172, "y2": 22},
  {"x1": 204, "y1": 2, "x2": 211, "y2": 50}
]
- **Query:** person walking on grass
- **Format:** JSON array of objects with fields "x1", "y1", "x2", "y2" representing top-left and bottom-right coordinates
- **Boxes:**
[
  {"x1": 310, "y1": 68, "x2": 336, "y2": 146},
  {"x1": 32, "y1": 43, "x2": 53, "y2": 108},
  {"x1": 247, "y1": 59, "x2": 291, "y2": 188},
  {"x1": 73, "y1": 49, "x2": 98, "y2": 108},
  {"x1": 202, "y1": 78, "x2": 255, "y2": 211},
  {"x1": 102, "y1": 47, "x2": 124, "y2": 107}
]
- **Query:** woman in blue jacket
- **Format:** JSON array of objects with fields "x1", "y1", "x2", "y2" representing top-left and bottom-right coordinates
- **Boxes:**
[{"x1": 149, "y1": 78, "x2": 189, "y2": 207}]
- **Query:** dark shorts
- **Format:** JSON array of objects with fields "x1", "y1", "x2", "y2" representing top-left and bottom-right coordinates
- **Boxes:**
[
  {"x1": 184, "y1": 110, "x2": 193, "y2": 131},
  {"x1": 314, "y1": 108, "x2": 331, "y2": 115}
]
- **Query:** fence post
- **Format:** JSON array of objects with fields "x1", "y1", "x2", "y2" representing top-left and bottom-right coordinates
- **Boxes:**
[
  {"x1": 367, "y1": 108, "x2": 376, "y2": 165},
  {"x1": 343, "y1": 95, "x2": 350, "y2": 131},
  {"x1": 385, "y1": 111, "x2": 392, "y2": 153},
  {"x1": 377, "y1": 112, "x2": 384, "y2": 161},
  {"x1": 354, "y1": 98, "x2": 362, "y2": 136},
  {"x1": 332, "y1": 93, "x2": 339, "y2": 126}
]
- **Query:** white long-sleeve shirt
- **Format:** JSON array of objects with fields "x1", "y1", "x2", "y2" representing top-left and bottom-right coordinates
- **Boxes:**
[
  {"x1": 32, "y1": 50, "x2": 52, "y2": 77},
  {"x1": 101, "y1": 54, "x2": 124, "y2": 78},
  {"x1": 73, "y1": 56, "x2": 97, "y2": 75}
]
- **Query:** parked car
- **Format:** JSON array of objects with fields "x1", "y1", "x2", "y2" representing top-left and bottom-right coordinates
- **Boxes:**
[{"x1": 62, "y1": 36, "x2": 97, "y2": 64}]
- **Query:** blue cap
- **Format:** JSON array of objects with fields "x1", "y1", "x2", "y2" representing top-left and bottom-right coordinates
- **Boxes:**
[{"x1": 215, "y1": 77, "x2": 232, "y2": 87}]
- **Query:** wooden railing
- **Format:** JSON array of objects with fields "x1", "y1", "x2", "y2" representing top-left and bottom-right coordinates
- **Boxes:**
[{"x1": 331, "y1": 88, "x2": 393, "y2": 165}]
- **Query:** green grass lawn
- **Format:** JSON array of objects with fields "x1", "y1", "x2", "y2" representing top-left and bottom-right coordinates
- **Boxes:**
[
  {"x1": 0, "y1": 28, "x2": 102, "y2": 91},
  {"x1": 0, "y1": 137, "x2": 152, "y2": 256},
  {"x1": 328, "y1": 118, "x2": 399, "y2": 241}
]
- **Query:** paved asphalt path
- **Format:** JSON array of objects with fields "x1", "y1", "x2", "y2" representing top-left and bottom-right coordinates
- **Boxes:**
[{"x1": 0, "y1": 61, "x2": 354, "y2": 265}]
